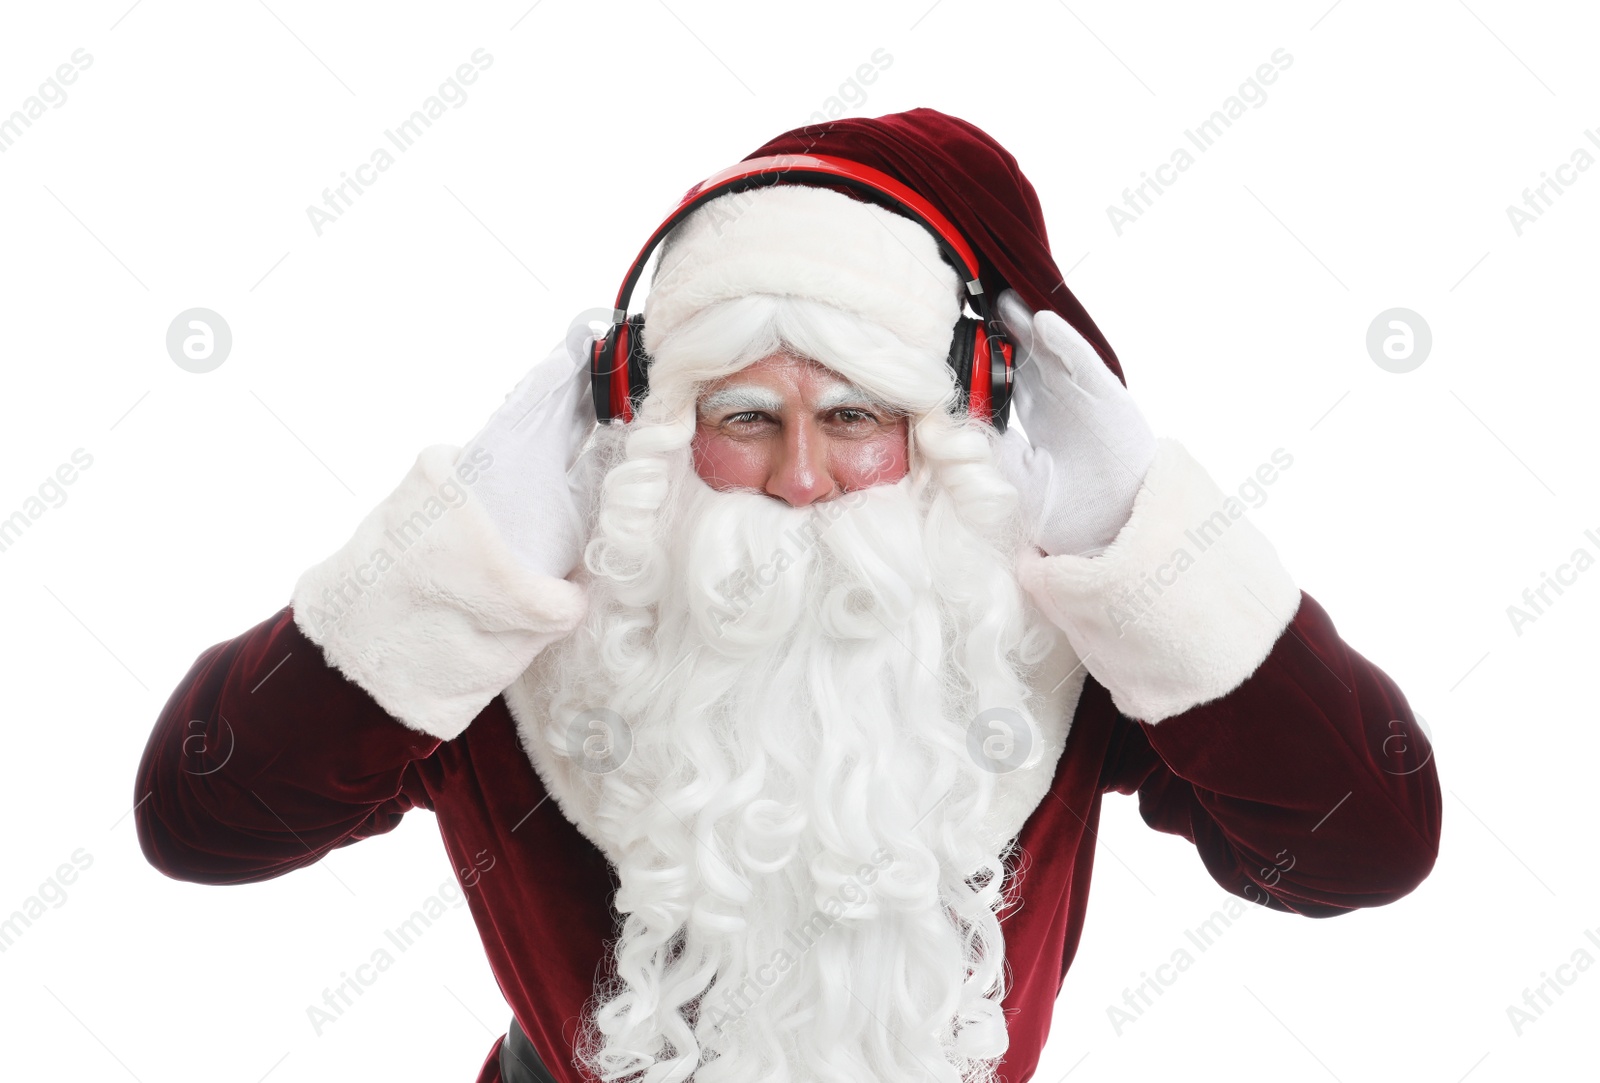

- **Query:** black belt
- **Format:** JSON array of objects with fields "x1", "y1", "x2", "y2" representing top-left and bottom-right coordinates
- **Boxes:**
[{"x1": 500, "y1": 1016, "x2": 560, "y2": 1083}]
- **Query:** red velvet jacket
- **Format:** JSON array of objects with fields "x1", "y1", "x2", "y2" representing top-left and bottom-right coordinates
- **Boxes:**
[{"x1": 135, "y1": 580, "x2": 1439, "y2": 1081}]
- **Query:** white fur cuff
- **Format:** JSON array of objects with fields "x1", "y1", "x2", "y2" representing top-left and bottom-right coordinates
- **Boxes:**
[
  {"x1": 1017, "y1": 438, "x2": 1301, "y2": 724},
  {"x1": 291, "y1": 445, "x2": 587, "y2": 741}
]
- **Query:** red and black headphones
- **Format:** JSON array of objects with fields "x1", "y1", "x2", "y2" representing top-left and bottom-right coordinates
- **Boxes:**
[{"x1": 590, "y1": 153, "x2": 1014, "y2": 431}]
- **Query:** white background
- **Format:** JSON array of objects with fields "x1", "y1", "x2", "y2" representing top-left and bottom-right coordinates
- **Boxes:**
[{"x1": 1, "y1": 1, "x2": 1596, "y2": 1080}]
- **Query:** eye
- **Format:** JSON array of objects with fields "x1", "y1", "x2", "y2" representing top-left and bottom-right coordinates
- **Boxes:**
[
  {"x1": 831, "y1": 408, "x2": 877, "y2": 424},
  {"x1": 715, "y1": 410, "x2": 780, "y2": 431}
]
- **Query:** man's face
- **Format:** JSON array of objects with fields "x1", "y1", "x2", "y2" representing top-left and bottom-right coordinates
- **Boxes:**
[{"x1": 690, "y1": 352, "x2": 910, "y2": 506}]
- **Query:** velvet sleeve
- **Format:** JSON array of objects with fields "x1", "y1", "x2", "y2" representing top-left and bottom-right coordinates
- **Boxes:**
[
  {"x1": 1097, "y1": 589, "x2": 1442, "y2": 916},
  {"x1": 136, "y1": 443, "x2": 590, "y2": 886},
  {"x1": 134, "y1": 605, "x2": 443, "y2": 885}
]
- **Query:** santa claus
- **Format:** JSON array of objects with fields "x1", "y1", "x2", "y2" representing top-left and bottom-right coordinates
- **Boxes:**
[{"x1": 136, "y1": 109, "x2": 1441, "y2": 1083}]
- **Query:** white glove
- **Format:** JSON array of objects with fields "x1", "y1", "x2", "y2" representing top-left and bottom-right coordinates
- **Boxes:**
[
  {"x1": 459, "y1": 320, "x2": 601, "y2": 581},
  {"x1": 995, "y1": 289, "x2": 1157, "y2": 558}
]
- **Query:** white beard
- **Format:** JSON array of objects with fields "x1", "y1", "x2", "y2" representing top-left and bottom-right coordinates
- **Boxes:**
[{"x1": 518, "y1": 434, "x2": 1067, "y2": 1083}]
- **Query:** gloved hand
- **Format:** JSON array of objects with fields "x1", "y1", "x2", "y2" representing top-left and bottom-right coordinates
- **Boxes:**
[
  {"x1": 995, "y1": 289, "x2": 1157, "y2": 558},
  {"x1": 459, "y1": 319, "x2": 602, "y2": 580}
]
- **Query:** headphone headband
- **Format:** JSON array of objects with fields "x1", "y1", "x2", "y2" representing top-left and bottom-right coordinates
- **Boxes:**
[
  {"x1": 594, "y1": 154, "x2": 1011, "y2": 428},
  {"x1": 609, "y1": 154, "x2": 987, "y2": 318}
]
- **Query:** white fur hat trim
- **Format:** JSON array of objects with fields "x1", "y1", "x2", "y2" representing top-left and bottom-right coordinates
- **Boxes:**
[{"x1": 641, "y1": 184, "x2": 963, "y2": 359}]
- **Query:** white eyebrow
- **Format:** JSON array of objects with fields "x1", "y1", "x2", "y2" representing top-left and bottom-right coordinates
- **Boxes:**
[
  {"x1": 698, "y1": 386, "x2": 785, "y2": 414},
  {"x1": 814, "y1": 381, "x2": 889, "y2": 412},
  {"x1": 697, "y1": 380, "x2": 892, "y2": 416}
]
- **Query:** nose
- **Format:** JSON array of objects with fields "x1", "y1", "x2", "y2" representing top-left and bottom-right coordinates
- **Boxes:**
[{"x1": 764, "y1": 416, "x2": 837, "y2": 507}]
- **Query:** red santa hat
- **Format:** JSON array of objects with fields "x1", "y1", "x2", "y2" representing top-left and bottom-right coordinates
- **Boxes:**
[{"x1": 640, "y1": 107, "x2": 1126, "y2": 387}]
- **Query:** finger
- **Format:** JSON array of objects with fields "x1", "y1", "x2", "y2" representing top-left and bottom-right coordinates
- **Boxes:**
[
  {"x1": 565, "y1": 435, "x2": 607, "y2": 508},
  {"x1": 994, "y1": 424, "x2": 1035, "y2": 497},
  {"x1": 1012, "y1": 357, "x2": 1095, "y2": 440},
  {"x1": 567, "y1": 320, "x2": 598, "y2": 366},
  {"x1": 1001, "y1": 294, "x2": 1092, "y2": 403},
  {"x1": 995, "y1": 425, "x2": 1055, "y2": 544},
  {"x1": 996, "y1": 289, "x2": 1033, "y2": 337},
  {"x1": 1033, "y1": 309, "x2": 1122, "y2": 395},
  {"x1": 1004, "y1": 303, "x2": 1083, "y2": 430},
  {"x1": 996, "y1": 290, "x2": 1038, "y2": 368},
  {"x1": 557, "y1": 340, "x2": 594, "y2": 412},
  {"x1": 557, "y1": 356, "x2": 598, "y2": 468},
  {"x1": 1009, "y1": 306, "x2": 1096, "y2": 420},
  {"x1": 996, "y1": 420, "x2": 1036, "y2": 467},
  {"x1": 506, "y1": 345, "x2": 587, "y2": 436}
]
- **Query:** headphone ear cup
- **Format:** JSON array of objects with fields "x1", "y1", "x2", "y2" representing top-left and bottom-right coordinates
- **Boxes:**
[
  {"x1": 591, "y1": 326, "x2": 621, "y2": 423},
  {"x1": 947, "y1": 315, "x2": 981, "y2": 417},
  {"x1": 985, "y1": 324, "x2": 1011, "y2": 431},
  {"x1": 590, "y1": 316, "x2": 654, "y2": 423},
  {"x1": 985, "y1": 322, "x2": 1014, "y2": 433},
  {"x1": 624, "y1": 314, "x2": 651, "y2": 419}
]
